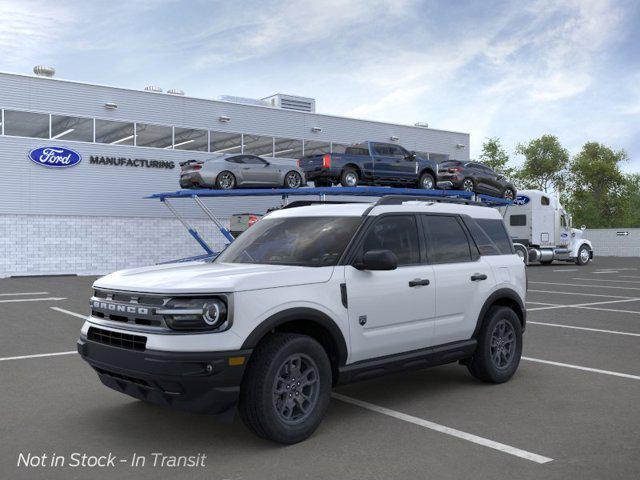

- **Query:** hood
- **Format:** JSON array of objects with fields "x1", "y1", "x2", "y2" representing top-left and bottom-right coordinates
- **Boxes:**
[{"x1": 93, "y1": 261, "x2": 335, "y2": 294}]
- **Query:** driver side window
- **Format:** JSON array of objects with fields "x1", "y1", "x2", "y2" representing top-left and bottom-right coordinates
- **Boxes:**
[{"x1": 360, "y1": 216, "x2": 420, "y2": 266}]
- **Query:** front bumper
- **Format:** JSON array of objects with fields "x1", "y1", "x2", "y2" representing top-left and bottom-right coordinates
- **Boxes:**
[{"x1": 77, "y1": 336, "x2": 251, "y2": 415}]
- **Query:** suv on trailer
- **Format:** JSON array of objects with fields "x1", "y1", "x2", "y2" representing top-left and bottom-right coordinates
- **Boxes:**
[{"x1": 77, "y1": 197, "x2": 526, "y2": 444}]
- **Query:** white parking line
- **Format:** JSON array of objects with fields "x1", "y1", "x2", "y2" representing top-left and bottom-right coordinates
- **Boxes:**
[
  {"x1": 530, "y1": 281, "x2": 640, "y2": 291},
  {"x1": 0, "y1": 291, "x2": 49, "y2": 296},
  {"x1": 593, "y1": 270, "x2": 619, "y2": 274},
  {"x1": 528, "y1": 321, "x2": 640, "y2": 337},
  {"x1": 51, "y1": 307, "x2": 87, "y2": 319},
  {"x1": 332, "y1": 393, "x2": 553, "y2": 464},
  {"x1": 553, "y1": 269, "x2": 578, "y2": 272},
  {"x1": 528, "y1": 289, "x2": 638, "y2": 299},
  {"x1": 0, "y1": 351, "x2": 76, "y2": 362},
  {"x1": 572, "y1": 278, "x2": 640, "y2": 284},
  {"x1": 527, "y1": 298, "x2": 640, "y2": 312},
  {"x1": 620, "y1": 275, "x2": 640, "y2": 279},
  {"x1": 526, "y1": 301, "x2": 559, "y2": 306},
  {"x1": 0, "y1": 297, "x2": 67, "y2": 304},
  {"x1": 574, "y1": 305, "x2": 640, "y2": 315},
  {"x1": 523, "y1": 357, "x2": 640, "y2": 381}
]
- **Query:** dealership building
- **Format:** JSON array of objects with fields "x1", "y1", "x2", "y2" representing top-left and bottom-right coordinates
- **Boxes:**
[{"x1": 0, "y1": 68, "x2": 471, "y2": 277}]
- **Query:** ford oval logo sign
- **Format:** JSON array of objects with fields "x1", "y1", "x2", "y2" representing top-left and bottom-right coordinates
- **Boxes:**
[
  {"x1": 513, "y1": 195, "x2": 530, "y2": 206},
  {"x1": 28, "y1": 146, "x2": 82, "y2": 168}
]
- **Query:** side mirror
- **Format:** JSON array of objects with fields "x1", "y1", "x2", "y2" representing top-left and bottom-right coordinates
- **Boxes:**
[
  {"x1": 405, "y1": 153, "x2": 416, "y2": 161},
  {"x1": 355, "y1": 249, "x2": 398, "y2": 271},
  {"x1": 581, "y1": 225, "x2": 586, "y2": 231}
]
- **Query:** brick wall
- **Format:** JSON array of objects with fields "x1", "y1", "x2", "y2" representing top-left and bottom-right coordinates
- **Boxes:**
[
  {"x1": 583, "y1": 228, "x2": 640, "y2": 257},
  {"x1": 0, "y1": 214, "x2": 230, "y2": 277}
]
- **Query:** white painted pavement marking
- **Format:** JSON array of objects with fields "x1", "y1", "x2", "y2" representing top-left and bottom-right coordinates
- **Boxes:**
[
  {"x1": 572, "y1": 277, "x2": 640, "y2": 284},
  {"x1": 332, "y1": 393, "x2": 553, "y2": 464},
  {"x1": 528, "y1": 289, "x2": 638, "y2": 299},
  {"x1": 0, "y1": 297, "x2": 67, "y2": 304},
  {"x1": 592, "y1": 270, "x2": 619, "y2": 274},
  {"x1": 553, "y1": 269, "x2": 578, "y2": 272},
  {"x1": 50, "y1": 307, "x2": 87, "y2": 319},
  {"x1": 523, "y1": 357, "x2": 640, "y2": 381},
  {"x1": 0, "y1": 292, "x2": 49, "y2": 296},
  {"x1": 527, "y1": 298, "x2": 640, "y2": 312},
  {"x1": 530, "y1": 281, "x2": 640, "y2": 291},
  {"x1": 528, "y1": 321, "x2": 640, "y2": 337},
  {"x1": 526, "y1": 301, "x2": 559, "y2": 306},
  {"x1": 573, "y1": 305, "x2": 640, "y2": 315},
  {"x1": 0, "y1": 351, "x2": 76, "y2": 362},
  {"x1": 620, "y1": 275, "x2": 640, "y2": 279}
]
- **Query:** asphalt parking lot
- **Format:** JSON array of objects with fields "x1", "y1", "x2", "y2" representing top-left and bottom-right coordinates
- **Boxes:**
[{"x1": 1, "y1": 257, "x2": 639, "y2": 480}]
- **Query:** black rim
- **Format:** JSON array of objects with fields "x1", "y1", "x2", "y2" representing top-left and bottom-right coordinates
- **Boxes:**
[
  {"x1": 490, "y1": 319, "x2": 516, "y2": 369},
  {"x1": 272, "y1": 353, "x2": 320, "y2": 424},
  {"x1": 504, "y1": 189, "x2": 515, "y2": 200},
  {"x1": 463, "y1": 179, "x2": 474, "y2": 191}
]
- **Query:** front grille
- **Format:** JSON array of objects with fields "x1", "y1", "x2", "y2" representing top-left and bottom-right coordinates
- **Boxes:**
[
  {"x1": 91, "y1": 289, "x2": 167, "y2": 329},
  {"x1": 88, "y1": 326, "x2": 147, "y2": 351}
]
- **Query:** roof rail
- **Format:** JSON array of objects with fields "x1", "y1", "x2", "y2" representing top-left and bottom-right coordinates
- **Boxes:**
[{"x1": 374, "y1": 194, "x2": 479, "y2": 206}]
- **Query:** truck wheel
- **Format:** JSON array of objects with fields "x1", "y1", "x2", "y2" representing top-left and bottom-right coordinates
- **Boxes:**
[
  {"x1": 418, "y1": 172, "x2": 435, "y2": 190},
  {"x1": 340, "y1": 168, "x2": 359, "y2": 187},
  {"x1": 216, "y1": 171, "x2": 236, "y2": 190},
  {"x1": 239, "y1": 333, "x2": 332, "y2": 444},
  {"x1": 575, "y1": 245, "x2": 591, "y2": 265},
  {"x1": 467, "y1": 306, "x2": 522, "y2": 384},
  {"x1": 462, "y1": 178, "x2": 475, "y2": 192}
]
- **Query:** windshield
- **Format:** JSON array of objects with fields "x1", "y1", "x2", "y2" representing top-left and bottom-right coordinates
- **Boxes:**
[{"x1": 215, "y1": 216, "x2": 362, "y2": 267}]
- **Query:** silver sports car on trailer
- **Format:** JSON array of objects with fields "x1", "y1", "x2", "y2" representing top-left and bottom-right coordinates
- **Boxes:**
[{"x1": 179, "y1": 154, "x2": 307, "y2": 189}]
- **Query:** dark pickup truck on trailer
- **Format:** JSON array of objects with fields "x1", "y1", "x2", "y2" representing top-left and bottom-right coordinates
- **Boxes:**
[{"x1": 298, "y1": 141, "x2": 445, "y2": 189}]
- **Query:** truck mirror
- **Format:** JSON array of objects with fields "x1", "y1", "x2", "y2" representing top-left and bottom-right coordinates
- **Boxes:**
[{"x1": 355, "y1": 249, "x2": 398, "y2": 271}]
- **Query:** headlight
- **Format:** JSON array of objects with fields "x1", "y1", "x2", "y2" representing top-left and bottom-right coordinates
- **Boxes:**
[{"x1": 159, "y1": 297, "x2": 229, "y2": 332}]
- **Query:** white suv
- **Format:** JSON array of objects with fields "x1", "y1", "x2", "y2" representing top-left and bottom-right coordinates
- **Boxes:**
[{"x1": 78, "y1": 197, "x2": 526, "y2": 444}]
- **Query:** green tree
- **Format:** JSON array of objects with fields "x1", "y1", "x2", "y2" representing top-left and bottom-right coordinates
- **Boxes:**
[
  {"x1": 515, "y1": 135, "x2": 569, "y2": 192},
  {"x1": 565, "y1": 142, "x2": 629, "y2": 228},
  {"x1": 478, "y1": 137, "x2": 515, "y2": 177}
]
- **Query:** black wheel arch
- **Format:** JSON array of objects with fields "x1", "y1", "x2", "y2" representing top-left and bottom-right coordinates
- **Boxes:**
[
  {"x1": 342, "y1": 163, "x2": 362, "y2": 178},
  {"x1": 472, "y1": 288, "x2": 526, "y2": 338},
  {"x1": 241, "y1": 307, "x2": 348, "y2": 384},
  {"x1": 419, "y1": 167, "x2": 436, "y2": 181}
]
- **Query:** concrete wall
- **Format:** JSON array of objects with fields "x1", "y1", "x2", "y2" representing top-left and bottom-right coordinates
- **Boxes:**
[{"x1": 583, "y1": 228, "x2": 640, "y2": 257}]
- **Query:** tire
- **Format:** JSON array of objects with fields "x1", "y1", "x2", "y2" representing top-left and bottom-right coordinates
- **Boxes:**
[
  {"x1": 418, "y1": 172, "x2": 435, "y2": 190},
  {"x1": 239, "y1": 333, "x2": 332, "y2": 444},
  {"x1": 462, "y1": 178, "x2": 475, "y2": 192},
  {"x1": 215, "y1": 171, "x2": 236, "y2": 190},
  {"x1": 314, "y1": 179, "x2": 332, "y2": 187},
  {"x1": 284, "y1": 171, "x2": 303, "y2": 189},
  {"x1": 340, "y1": 168, "x2": 359, "y2": 187},
  {"x1": 503, "y1": 187, "x2": 515, "y2": 200},
  {"x1": 575, "y1": 245, "x2": 591, "y2": 265},
  {"x1": 467, "y1": 306, "x2": 522, "y2": 384}
]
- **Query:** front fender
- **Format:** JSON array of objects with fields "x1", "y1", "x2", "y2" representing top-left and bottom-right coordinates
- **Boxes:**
[{"x1": 571, "y1": 239, "x2": 593, "y2": 258}]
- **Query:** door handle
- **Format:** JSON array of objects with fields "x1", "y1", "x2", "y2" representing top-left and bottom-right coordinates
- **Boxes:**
[
  {"x1": 471, "y1": 273, "x2": 488, "y2": 281},
  {"x1": 409, "y1": 278, "x2": 430, "y2": 287}
]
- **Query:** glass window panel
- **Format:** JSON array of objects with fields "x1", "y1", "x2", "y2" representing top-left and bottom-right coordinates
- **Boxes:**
[
  {"x1": 136, "y1": 123, "x2": 172, "y2": 148},
  {"x1": 173, "y1": 127, "x2": 208, "y2": 151},
  {"x1": 362, "y1": 216, "x2": 420, "y2": 266},
  {"x1": 4, "y1": 110, "x2": 49, "y2": 138},
  {"x1": 331, "y1": 143, "x2": 349, "y2": 154},
  {"x1": 51, "y1": 115, "x2": 93, "y2": 142},
  {"x1": 243, "y1": 134, "x2": 274, "y2": 156},
  {"x1": 303, "y1": 140, "x2": 330, "y2": 156},
  {"x1": 210, "y1": 131, "x2": 242, "y2": 154},
  {"x1": 273, "y1": 137, "x2": 303, "y2": 158},
  {"x1": 95, "y1": 119, "x2": 135, "y2": 145}
]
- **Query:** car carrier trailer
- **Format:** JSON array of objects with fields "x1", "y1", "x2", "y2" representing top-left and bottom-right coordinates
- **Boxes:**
[{"x1": 146, "y1": 186, "x2": 512, "y2": 261}]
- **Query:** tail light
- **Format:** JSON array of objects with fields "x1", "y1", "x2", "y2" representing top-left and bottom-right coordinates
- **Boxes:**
[
  {"x1": 447, "y1": 167, "x2": 462, "y2": 173},
  {"x1": 296, "y1": 159, "x2": 300, "y2": 167},
  {"x1": 192, "y1": 164, "x2": 202, "y2": 170},
  {"x1": 322, "y1": 154, "x2": 331, "y2": 168},
  {"x1": 247, "y1": 215, "x2": 259, "y2": 228}
]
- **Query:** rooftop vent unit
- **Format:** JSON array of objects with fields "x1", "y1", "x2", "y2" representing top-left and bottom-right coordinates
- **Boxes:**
[
  {"x1": 262, "y1": 94, "x2": 316, "y2": 113},
  {"x1": 414, "y1": 122, "x2": 429, "y2": 128},
  {"x1": 33, "y1": 65, "x2": 55, "y2": 77},
  {"x1": 167, "y1": 88, "x2": 185, "y2": 96},
  {"x1": 144, "y1": 85, "x2": 163, "y2": 93}
]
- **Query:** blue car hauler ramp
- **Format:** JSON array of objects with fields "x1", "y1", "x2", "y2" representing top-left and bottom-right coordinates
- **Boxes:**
[{"x1": 147, "y1": 186, "x2": 512, "y2": 258}]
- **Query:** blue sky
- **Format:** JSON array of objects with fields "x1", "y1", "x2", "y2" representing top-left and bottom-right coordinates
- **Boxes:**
[{"x1": 1, "y1": 0, "x2": 639, "y2": 170}]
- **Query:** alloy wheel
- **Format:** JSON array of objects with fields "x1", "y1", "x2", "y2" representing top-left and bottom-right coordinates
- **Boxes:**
[
  {"x1": 490, "y1": 319, "x2": 516, "y2": 369},
  {"x1": 463, "y1": 179, "x2": 474, "y2": 191},
  {"x1": 504, "y1": 188, "x2": 515, "y2": 200},
  {"x1": 286, "y1": 172, "x2": 301, "y2": 188},
  {"x1": 421, "y1": 176, "x2": 434, "y2": 189},
  {"x1": 580, "y1": 247, "x2": 590, "y2": 263},
  {"x1": 344, "y1": 172, "x2": 358, "y2": 187},
  {"x1": 218, "y1": 172, "x2": 235, "y2": 189},
  {"x1": 272, "y1": 353, "x2": 320, "y2": 425}
]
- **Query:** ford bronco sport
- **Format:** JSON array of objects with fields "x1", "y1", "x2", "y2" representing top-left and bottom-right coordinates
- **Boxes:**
[{"x1": 78, "y1": 196, "x2": 526, "y2": 444}]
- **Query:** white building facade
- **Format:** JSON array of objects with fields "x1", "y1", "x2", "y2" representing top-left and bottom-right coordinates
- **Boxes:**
[{"x1": 0, "y1": 71, "x2": 470, "y2": 276}]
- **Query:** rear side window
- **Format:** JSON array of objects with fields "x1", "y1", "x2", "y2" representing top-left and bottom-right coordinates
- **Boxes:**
[
  {"x1": 468, "y1": 218, "x2": 514, "y2": 255},
  {"x1": 421, "y1": 216, "x2": 472, "y2": 264},
  {"x1": 345, "y1": 146, "x2": 370, "y2": 156},
  {"x1": 541, "y1": 196, "x2": 550, "y2": 206},
  {"x1": 361, "y1": 216, "x2": 420, "y2": 266},
  {"x1": 510, "y1": 215, "x2": 526, "y2": 226},
  {"x1": 226, "y1": 156, "x2": 245, "y2": 164}
]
